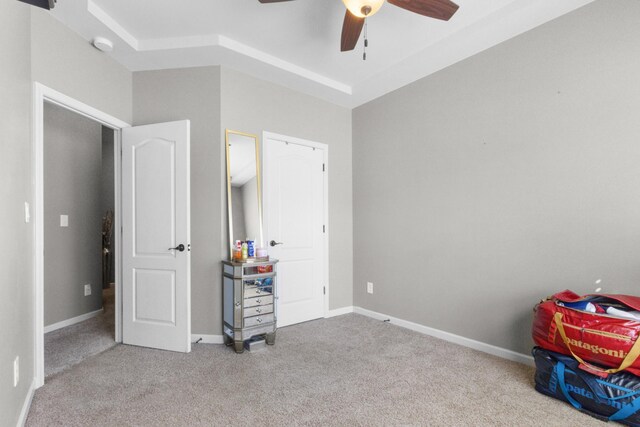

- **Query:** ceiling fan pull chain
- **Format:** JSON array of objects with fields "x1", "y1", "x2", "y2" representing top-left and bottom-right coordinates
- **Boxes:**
[{"x1": 363, "y1": 19, "x2": 368, "y2": 61}]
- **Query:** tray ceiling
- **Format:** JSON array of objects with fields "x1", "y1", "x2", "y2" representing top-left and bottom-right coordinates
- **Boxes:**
[{"x1": 50, "y1": 0, "x2": 594, "y2": 107}]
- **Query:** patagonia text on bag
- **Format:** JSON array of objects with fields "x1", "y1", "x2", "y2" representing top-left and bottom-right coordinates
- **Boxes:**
[
  {"x1": 532, "y1": 290, "x2": 640, "y2": 378},
  {"x1": 533, "y1": 347, "x2": 640, "y2": 426}
]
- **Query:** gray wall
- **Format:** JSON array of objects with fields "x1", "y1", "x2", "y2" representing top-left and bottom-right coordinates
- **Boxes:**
[
  {"x1": 30, "y1": 8, "x2": 132, "y2": 124},
  {"x1": 353, "y1": 0, "x2": 640, "y2": 356},
  {"x1": 231, "y1": 187, "x2": 246, "y2": 242},
  {"x1": 44, "y1": 103, "x2": 104, "y2": 326},
  {"x1": 133, "y1": 66, "x2": 353, "y2": 336},
  {"x1": 0, "y1": 7, "x2": 131, "y2": 422},
  {"x1": 241, "y1": 177, "x2": 259, "y2": 242},
  {"x1": 133, "y1": 66, "x2": 222, "y2": 336},
  {"x1": 220, "y1": 67, "x2": 353, "y2": 311},
  {"x1": 0, "y1": 1, "x2": 34, "y2": 425}
]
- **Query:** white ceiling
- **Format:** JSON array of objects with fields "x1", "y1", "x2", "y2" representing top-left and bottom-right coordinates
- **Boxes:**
[{"x1": 51, "y1": 0, "x2": 594, "y2": 108}]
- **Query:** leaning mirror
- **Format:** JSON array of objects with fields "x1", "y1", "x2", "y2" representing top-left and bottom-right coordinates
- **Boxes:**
[{"x1": 225, "y1": 129, "x2": 263, "y2": 260}]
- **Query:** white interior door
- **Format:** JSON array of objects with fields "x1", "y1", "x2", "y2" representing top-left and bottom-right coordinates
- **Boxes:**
[
  {"x1": 122, "y1": 120, "x2": 191, "y2": 352},
  {"x1": 264, "y1": 136, "x2": 325, "y2": 327}
]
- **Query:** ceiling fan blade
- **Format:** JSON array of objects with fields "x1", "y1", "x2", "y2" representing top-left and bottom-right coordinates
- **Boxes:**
[
  {"x1": 387, "y1": 0, "x2": 459, "y2": 21},
  {"x1": 258, "y1": 0, "x2": 295, "y2": 3},
  {"x1": 17, "y1": 0, "x2": 55, "y2": 9},
  {"x1": 341, "y1": 10, "x2": 365, "y2": 52}
]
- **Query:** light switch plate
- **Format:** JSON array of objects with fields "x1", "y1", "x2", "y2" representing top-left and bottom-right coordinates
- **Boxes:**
[
  {"x1": 84, "y1": 284, "x2": 92, "y2": 296},
  {"x1": 60, "y1": 215, "x2": 69, "y2": 227},
  {"x1": 24, "y1": 202, "x2": 30, "y2": 223}
]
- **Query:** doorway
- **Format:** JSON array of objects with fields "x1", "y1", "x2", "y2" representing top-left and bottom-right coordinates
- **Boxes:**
[
  {"x1": 262, "y1": 132, "x2": 329, "y2": 327},
  {"x1": 41, "y1": 102, "x2": 118, "y2": 377},
  {"x1": 33, "y1": 83, "x2": 129, "y2": 387},
  {"x1": 33, "y1": 83, "x2": 193, "y2": 388}
]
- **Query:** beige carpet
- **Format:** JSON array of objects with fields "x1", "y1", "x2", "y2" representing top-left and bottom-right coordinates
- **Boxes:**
[
  {"x1": 44, "y1": 286, "x2": 115, "y2": 377},
  {"x1": 28, "y1": 314, "x2": 604, "y2": 426}
]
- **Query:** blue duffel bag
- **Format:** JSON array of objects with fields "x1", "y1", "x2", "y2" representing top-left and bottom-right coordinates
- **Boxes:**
[{"x1": 533, "y1": 346, "x2": 640, "y2": 426}]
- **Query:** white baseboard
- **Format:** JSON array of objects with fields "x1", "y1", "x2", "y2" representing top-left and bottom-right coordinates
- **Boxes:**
[
  {"x1": 192, "y1": 334, "x2": 224, "y2": 344},
  {"x1": 353, "y1": 306, "x2": 534, "y2": 367},
  {"x1": 43, "y1": 308, "x2": 104, "y2": 334},
  {"x1": 18, "y1": 378, "x2": 36, "y2": 427},
  {"x1": 326, "y1": 306, "x2": 354, "y2": 318}
]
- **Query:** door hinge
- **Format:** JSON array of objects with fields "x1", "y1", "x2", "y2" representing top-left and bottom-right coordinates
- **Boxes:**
[
  {"x1": 323, "y1": 225, "x2": 325, "y2": 233},
  {"x1": 323, "y1": 286, "x2": 326, "y2": 295},
  {"x1": 322, "y1": 163, "x2": 325, "y2": 172}
]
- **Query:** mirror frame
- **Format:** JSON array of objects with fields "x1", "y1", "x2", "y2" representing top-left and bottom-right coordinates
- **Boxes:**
[{"x1": 224, "y1": 129, "x2": 264, "y2": 260}]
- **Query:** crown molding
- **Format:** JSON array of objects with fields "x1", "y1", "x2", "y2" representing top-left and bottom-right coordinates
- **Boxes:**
[
  {"x1": 81, "y1": 0, "x2": 595, "y2": 108},
  {"x1": 87, "y1": 0, "x2": 352, "y2": 95}
]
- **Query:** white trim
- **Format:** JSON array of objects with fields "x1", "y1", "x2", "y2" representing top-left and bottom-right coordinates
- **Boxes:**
[
  {"x1": 353, "y1": 306, "x2": 534, "y2": 366},
  {"x1": 43, "y1": 308, "x2": 104, "y2": 334},
  {"x1": 86, "y1": 0, "x2": 351, "y2": 95},
  {"x1": 33, "y1": 82, "x2": 130, "y2": 388},
  {"x1": 17, "y1": 378, "x2": 36, "y2": 427},
  {"x1": 262, "y1": 131, "x2": 330, "y2": 322},
  {"x1": 263, "y1": 132, "x2": 329, "y2": 151},
  {"x1": 217, "y1": 37, "x2": 351, "y2": 95},
  {"x1": 87, "y1": 0, "x2": 139, "y2": 50},
  {"x1": 192, "y1": 334, "x2": 224, "y2": 344},
  {"x1": 113, "y1": 128, "x2": 123, "y2": 345},
  {"x1": 143, "y1": 35, "x2": 352, "y2": 95},
  {"x1": 72, "y1": 0, "x2": 592, "y2": 108},
  {"x1": 326, "y1": 306, "x2": 354, "y2": 318}
]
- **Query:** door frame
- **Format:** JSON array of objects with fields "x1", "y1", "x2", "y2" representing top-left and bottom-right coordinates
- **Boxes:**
[
  {"x1": 32, "y1": 82, "x2": 130, "y2": 388},
  {"x1": 262, "y1": 131, "x2": 330, "y2": 319}
]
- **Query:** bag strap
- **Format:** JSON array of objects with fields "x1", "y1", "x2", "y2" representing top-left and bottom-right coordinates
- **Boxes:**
[
  {"x1": 553, "y1": 312, "x2": 640, "y2": 376},
  {"x1": 555, "y1": 362, "x2": 582, "y2": 410},
  {"x1": 556, "y1": 361, "x2": 640, "y2": 422},
  {"x1": 609, "y1": 395, "x2": 640, "y2": 421}
]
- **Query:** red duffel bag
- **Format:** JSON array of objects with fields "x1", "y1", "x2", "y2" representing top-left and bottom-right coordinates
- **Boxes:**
[{"x1": 532, "y1": 290, "x2": 640, "y2": 378}]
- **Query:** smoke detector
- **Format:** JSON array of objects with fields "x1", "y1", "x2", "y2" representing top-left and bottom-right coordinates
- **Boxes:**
[{"x1": 92, "y1": 37, "x2": 113, "y2": 53}]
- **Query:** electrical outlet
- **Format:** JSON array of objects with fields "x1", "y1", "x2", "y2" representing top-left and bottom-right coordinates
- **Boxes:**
[
  {"x1": 84, "y1": 283, "x2": 92, "y2": 296},
  {"x1": 367, "y1": 282, "x2": 373, "y2": 294},
  {"x1": 13, "y1": 356, "x2": 19, "y2": 387}
]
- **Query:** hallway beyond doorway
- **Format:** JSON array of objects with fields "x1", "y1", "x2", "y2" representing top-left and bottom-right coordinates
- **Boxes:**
[{"x1": 44, "y1": 285, "x2": 115, "y2": 377}]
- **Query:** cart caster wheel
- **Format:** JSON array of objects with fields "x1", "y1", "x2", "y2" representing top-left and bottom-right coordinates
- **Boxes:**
[
  {"x1": 233, "y1": 341, "x2": 244, "y2": 353},
  {"x1": 266, "y1": 332, "x2": 276, "y2": 345}
]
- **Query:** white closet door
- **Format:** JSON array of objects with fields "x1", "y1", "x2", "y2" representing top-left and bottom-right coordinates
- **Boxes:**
[{"x1": 264, "y1": 137, "x2": 325, "y2": 327}]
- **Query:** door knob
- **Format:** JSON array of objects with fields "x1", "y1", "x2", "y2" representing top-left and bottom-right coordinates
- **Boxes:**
[
  {"x1": 270, "y1": 240, "x2": 283, "y2": 247},
  {"x1": 169, "y1": 244, "x2": 185, "y2": 252}
]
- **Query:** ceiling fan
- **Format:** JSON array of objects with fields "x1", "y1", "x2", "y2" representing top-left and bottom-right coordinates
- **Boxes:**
[{"x1": 258, "y1": 0, "x2": 459, "y2": 53}]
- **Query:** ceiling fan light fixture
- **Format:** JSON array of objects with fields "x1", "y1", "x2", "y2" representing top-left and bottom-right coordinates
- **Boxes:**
[{"x1": 341, "y1": 0, "x2": 384, "y2": 18}]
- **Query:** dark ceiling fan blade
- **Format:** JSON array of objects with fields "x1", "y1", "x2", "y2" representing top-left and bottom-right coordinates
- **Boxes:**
[
  {"x1": 341, "y1": 10, "x2": 365, "y2": 52},
  {"x1": 387, "y1": 0, "x2": 459, "y2": 21},
  {"x1": 258, "y1": 0, "x2": 295, "y2": 3},
  {"x1": 17, "y1": 0, "x2": 55, "y2": 9}
]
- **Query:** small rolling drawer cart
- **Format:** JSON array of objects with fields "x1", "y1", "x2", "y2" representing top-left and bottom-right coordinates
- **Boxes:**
[{"x1": 222, "y1": 259, "x2": 278, "y2": 353}]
